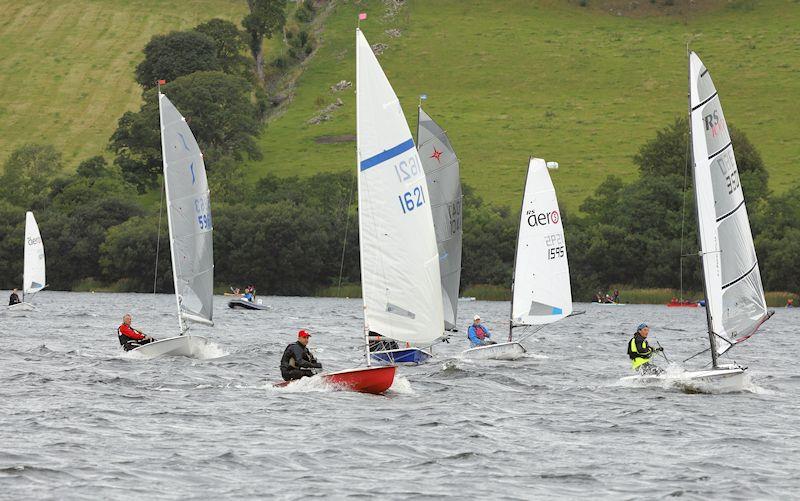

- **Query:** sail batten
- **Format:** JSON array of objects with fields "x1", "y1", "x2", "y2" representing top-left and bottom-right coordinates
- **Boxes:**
[
  {"x1": 417, "y1": 106, "x2": 462, "y2": 331},
  {"x1": 510, "y1": 158, "x2": 572, "y2": 327},
  {"x1": 356, "y1": 29, "x2": 443, "y2": 345},
  {"x1": 159, "y1": 93, "x2": 214, "y2": 331},
  {"x1": 689, "y1": 52, "x2": 769, "y2": 356}
]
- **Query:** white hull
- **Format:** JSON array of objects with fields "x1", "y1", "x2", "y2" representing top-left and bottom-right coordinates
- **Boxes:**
[
  {"x1": 461, "y1": 341, "x2": 526, "y2": 361},
  {"x1": 129, "y1": 335, "x2": 210, "y2": 359},
  {"x1": 622, "y1": 365, "x2": 746, "y2": 392},
  {"x1": 8, "y1": 302, "x2": 35, "y2": 312}
]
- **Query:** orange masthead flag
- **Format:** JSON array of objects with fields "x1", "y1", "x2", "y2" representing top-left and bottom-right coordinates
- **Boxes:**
[
  {"x1": 157, "y1": 79, "x2": 166, "y2": 85},
  {"x1": 358, "y1": 12, "x2": 367, "y2": 20}
]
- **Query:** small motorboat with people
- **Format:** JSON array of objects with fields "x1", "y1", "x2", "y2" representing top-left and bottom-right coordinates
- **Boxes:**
[
  {"x1": 277, "y1": 25, "x2": 444, "y2": 392},
  {"x1": 228, "y1": 285, "x2": 268, "y2": 310},
  {"x1": 8, "y1": 212, "x2": 46, "y2": 312},
  {"x1": 666, "y1": 297, "x2": 699, "y2": 308},
  {"x1": 462, "y1": 158, "x2": 577, "y2": 361},
  {"x1": 624, "y1": 52, "x2": 773, "y2": 390},
  {"x1": 127, "y1": 88, "x2": 218, "y2": 359}
]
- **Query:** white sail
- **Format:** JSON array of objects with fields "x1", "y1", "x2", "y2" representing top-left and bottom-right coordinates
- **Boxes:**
[
  {"x1": 417, "y1": 106, "x2": 462, "y2": 331},
  {"x1": 356, "y1": 29, "x2": 443, "y2": 345},
  {"x1": 159, "y1": 93, "x2": 214, "y2": 330},
  {"x1": 689, "y1": 52, "x2": 768, "y2": 355},
  {"x1": 511, "y1": 158, "x2": 572, "y2": 326},
  {"x1": 23, "y1": 211, "x2": 45, "y2": 295}
]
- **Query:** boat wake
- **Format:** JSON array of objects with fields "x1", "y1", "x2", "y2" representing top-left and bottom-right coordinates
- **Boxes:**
[
  {"x1": 616, "y1": 363, "x2": 765, "y2": 394},
  {"x1": 387, "y1": 375, "x2": 414, "y2": 395}
]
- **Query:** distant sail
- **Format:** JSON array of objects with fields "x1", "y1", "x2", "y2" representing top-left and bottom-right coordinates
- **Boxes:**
[
  {"x1": 511, "y1": 158, "x2": 572, "y2": 326},
  {"x1": 23, "y1": 211, "x2": 45, "y2": 295},
  {"x1": 689, "y1": 52, "x2": 768, "y2": 355},
  {"x1": 159, "y1": 93, "x2": 214, "y2": 328},
  {"x1": 356, "y1": 29, "x2": 443, "y2": 345},
  {"x1": 417, "y1": 106, "x2": 462, "y2": 331}
]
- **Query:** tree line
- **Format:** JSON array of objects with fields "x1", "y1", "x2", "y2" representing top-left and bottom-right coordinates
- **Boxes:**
[{"x1": 1, "y1": 2, "x2": 797, "y2": 298}]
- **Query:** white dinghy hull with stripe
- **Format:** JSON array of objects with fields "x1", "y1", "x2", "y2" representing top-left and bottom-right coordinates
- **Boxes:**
[
  {"x1": 462, "y1": 342, "x2": 526, "y2": 361},
  {"x1": 131, "y1": 335, "x2": 211, "y2": 359}
]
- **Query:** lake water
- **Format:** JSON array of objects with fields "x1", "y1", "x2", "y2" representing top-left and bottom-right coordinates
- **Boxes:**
[{"x1": 1, "y1": 292, "x2": 798, "y2": 499}]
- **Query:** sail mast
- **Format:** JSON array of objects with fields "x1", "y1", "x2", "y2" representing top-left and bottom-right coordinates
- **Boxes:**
[
  {"x1": 158, "y1": 91, "x2": 187, "y2": 335},
  {"x1": 686, "y1": 49, "x2": 718, "y2": 367},
  {"x1": 356, "y1": 28, "x2": 370, "y2": 366},
  {"x1": 507, "y1": 158, "x2": 532, "y2": 342}
]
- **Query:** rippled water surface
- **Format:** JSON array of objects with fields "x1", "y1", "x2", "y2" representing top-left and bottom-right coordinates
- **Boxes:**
[{"x1": 1, "y1": 292, "x2": 798, "y2": 499}]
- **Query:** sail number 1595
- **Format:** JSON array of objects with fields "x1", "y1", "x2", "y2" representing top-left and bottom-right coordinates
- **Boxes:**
[{"x1": 399, "y1": 185, "x2": 426, "y2": 214}]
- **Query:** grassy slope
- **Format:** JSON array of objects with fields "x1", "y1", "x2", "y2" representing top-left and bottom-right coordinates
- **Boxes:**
[
  {"x1": 0, "y1": 0, "x2": 247, "y2": 167},
  {"x1": 249, "y1": 0, "x2": 800, "y2": 211}
]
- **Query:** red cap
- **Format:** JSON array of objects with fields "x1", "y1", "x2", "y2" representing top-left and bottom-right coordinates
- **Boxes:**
[{"x1": 298, "y1": 330, "x2": 311, "y2": 338}]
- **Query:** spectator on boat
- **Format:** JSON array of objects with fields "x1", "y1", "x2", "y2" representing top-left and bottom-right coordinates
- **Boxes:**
[
  {"x1": 612, "y1": 289, "x2": 620, "y2": 303},
  {"x1": 117, "y1": 314, "x2": 154, "y2": 351},
  {"x1": 787, "y1": 298, "x2": 794, "y2": 308},
  {"x1": 627, "y1": 323, "x2": 663, "y2": 375},
  {"x1": 8, "y1": 289, "x2": 20, "y2": 306},
  {"x1": 468, "y1": 315, "x2": 496, "y2": 347},
  {"x1": 280, "y1": 330, "x2": 322, "y2": 381},
  {"x1": 242, "y1": 285, "x2": 255, "y2": 302}
]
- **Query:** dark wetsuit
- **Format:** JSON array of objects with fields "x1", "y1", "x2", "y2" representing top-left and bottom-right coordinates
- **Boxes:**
[
  {"x1": 280, "y1": 341, "x2": 322, "y2": 381},
  {"x1": 118, "y1": 324, "x2": 154, "y2": 351},
  {"x1": 8, "y1": 293, "x2": 20, "y2": 306}
]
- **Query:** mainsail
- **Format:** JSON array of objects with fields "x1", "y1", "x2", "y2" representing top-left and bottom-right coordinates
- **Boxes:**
[
  {"x1": 510, "y1": 158, "x2": 573, "y2": 329},
  {"x1": 689, "y1": 52, "x2": 769, "y2": 356},
  {"x1": 356, "y1": 28, "x2": 443, "y2": 346},
  {"x1": 159, "y1": 92, "x2": 214, "y2": 331},
  {"x1": 417, "y1": 106, "x2": 462, "y2": 331},
  {"x1": 23, "y1": 211, "x2": 45, "y2": 296}
]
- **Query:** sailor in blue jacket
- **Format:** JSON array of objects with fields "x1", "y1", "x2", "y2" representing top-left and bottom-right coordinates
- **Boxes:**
[{"x1": 468, "y1": 315, "x2": 497, "y2": 347}]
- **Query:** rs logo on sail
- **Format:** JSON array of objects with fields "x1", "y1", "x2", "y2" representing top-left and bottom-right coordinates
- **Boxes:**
[
  {"x1": 27, "y1": 237, "x2": 41, "y2": 245},
  {"x1": 527, "y1": 210, "x2": 560, "y2": 227},
  {"x1": 703, "y1": 110, "x2": 725, "y2": 138}
]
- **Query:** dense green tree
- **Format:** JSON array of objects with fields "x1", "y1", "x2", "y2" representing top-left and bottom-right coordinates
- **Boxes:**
[
  {"x1": 135, "y1": 31, "x2": 220, "y2": 89},
  {"x1": 109, "y1": 72, "x2": 261, "y2": 191},
  {"x1": 0, "y1": 144, "x2": 64, "y2": 208},
  {"x1": 242, "y1": 0, "x2": 287, "y2": 83},
  {"x1": 0, "y1": 200, "x2": 25, "y2": 289},
  {"x1": 194, "y1": 19, "x2": 251, "y2": 79},
  {"x1": 99, "y1": 215, "x2": 171, "y2": 292}
]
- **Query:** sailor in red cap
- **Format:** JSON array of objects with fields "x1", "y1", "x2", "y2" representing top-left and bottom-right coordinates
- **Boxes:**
[{"x1": 280, "y1": 329, "x2": 322, "y2": 381}]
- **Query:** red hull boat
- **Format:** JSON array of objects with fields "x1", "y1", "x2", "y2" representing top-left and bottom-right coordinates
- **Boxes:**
[
  {"x1": 667, "y1": 302, "x2": 698, "y2": 308},
  {"x1": 274, "y1": 366, "x2": 396, "y2": 394}
]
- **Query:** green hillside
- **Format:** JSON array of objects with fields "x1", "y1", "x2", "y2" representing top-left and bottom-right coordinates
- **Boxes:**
[
  {"x1": 249, "y1": 0, "x2": 800, "y2": 211},
  {"x1": 1, "y1": 1, "x2": 798, "y2": 212},
  {"x1": 0, "y1": 0, "x2": 246, "y2": 166}
]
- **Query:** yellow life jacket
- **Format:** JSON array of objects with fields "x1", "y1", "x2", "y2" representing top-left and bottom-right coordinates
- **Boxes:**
[{"x1": 629, "y1": 337, "x2": 652, "y2": 370}]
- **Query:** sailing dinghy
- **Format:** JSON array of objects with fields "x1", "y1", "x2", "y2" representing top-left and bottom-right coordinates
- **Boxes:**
[
  {"x1": 129, "y1": 91, "x2": 216, "y2": 359},
  {"x1": 370, "y1": 104, "x2": 462, "y2": 365},
  {"x1": 624, "y1": 52, "x2": 772, "y2": 390},
  {"x1": 463, "y1": 158, "x2": 573, "y2": 360},
  {"x1": 9, "y1": 212, "x2": 46, "y2": 312},
  {"x1": 278, "y1": 28, "x2": 444, "y2": 392}
]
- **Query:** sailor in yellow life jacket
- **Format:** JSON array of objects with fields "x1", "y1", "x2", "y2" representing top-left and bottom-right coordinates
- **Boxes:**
[{"x1": 627, "y1": 323, "x2": 663, "y2": 375}]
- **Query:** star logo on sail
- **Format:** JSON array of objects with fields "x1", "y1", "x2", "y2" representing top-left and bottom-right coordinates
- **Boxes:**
[{"x1": 430, "y1": 148, "x2": 443, "y2": 163}]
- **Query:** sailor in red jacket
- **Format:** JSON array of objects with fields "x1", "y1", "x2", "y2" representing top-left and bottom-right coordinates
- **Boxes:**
[{"x1": 118, "y1": 313, "x2": 154, "y2": 351}]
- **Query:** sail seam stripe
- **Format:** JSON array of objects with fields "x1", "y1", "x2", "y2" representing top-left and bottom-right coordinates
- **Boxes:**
[
  {"x1": 721, "y1": 261, "x2": 758, "y2": 290},
  {"x1": 700, "y1": 68, "x2": 709, "y2": 77},
  {"x1": 360, "y1": 138, "x2": 415, "y2": 170},
  {"x1": 691, "y1": 91, "x2": 718, "y2": 112},
  {"x1": 708, "y1": 141, "x2": 732, "y2": 160},
  {"x1": 715, "y1": 199, "x2": 745, "y2": 223}
]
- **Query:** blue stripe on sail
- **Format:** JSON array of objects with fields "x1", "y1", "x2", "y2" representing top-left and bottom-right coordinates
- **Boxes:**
[
  {"x1": 551, "y1": 307, "x2": 563, "y2": 315},
  {"x1": 360, "y1": 138, "x2": 415, "y2": 171}
]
